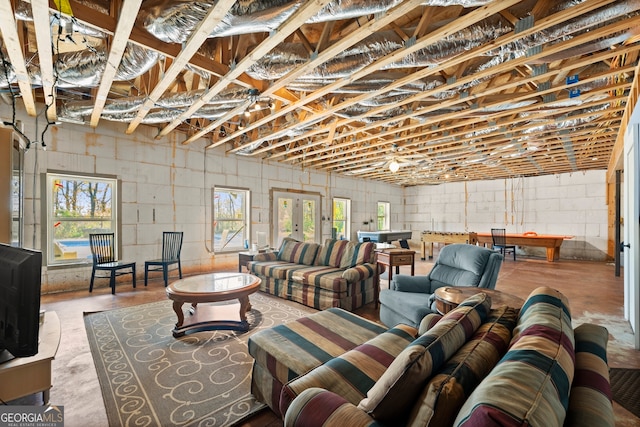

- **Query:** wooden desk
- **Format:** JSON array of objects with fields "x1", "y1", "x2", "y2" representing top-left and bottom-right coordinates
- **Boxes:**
[
  {"x1": 420, "y1": 231, "x2": 478, "y2": 260},
  {"x1": 0, "y1": 311, "x2": 61, "y2": 404},
  {"x1": 434, "y1": 287, "x2": 524, "y2": 315},
  {"x1": 476, "y1": 233, "x2": 573, "y2": 262}
]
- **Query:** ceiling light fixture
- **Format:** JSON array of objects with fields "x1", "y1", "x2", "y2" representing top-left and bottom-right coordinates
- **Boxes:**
[{"x1": 389, "y1": 160, "x2": 400, "y2": 173}]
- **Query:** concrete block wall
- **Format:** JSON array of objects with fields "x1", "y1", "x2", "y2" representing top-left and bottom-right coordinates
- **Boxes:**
[
  {"x1": 3, "y1": 106, "x2": 402, "y2": 293},
  {"x1": 403, "y1": 170, "x2": 609, "y2": 261}
]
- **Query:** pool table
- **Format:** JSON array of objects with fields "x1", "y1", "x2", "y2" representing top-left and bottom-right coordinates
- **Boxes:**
[
  {"x1": 357, "y1": 230, "x2": 413, "y2": 243},
  {"x1": 477, "y1": 232, "x2": 573, "y2": 262}
]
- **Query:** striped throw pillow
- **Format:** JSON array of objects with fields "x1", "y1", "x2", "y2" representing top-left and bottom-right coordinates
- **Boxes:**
[
  {"x1": 565, "y1": 323, "x2": 614, "y2": 427},
  {"x1": 408, "y1": 306, "x2": 518, "y2": 426},
  {"x1": 357, "y1": 292, "x2": 491, "y2": 425},
  {"x1": 454, "y1": 286, "x2": 575, "y2": 427},
  {"x1": 277, "y1": 237, "x2": 320, "y2": 266},
  {"x1": 316, "y1": 239, "x2": 350, "y2": 267},
  {"x1": 340, "y1": 241, "x2": 376, "y2": 268}
]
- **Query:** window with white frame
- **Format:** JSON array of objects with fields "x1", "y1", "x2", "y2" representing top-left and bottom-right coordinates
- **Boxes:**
[
  {"x1": 332, "y1": 197, "x2": 351, "y2": 240},
  {"x1": 45, "y1": 172, "x2": 118, "y2": 266},
  {"x1": 377, "y1": 201, "x2": 390, "y2": 231},
  {"x1": 213, "y1": 187, "x2": 250, "y2": 252}
]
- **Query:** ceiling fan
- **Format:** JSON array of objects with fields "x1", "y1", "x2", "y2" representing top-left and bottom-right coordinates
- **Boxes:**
[{"x1": 380, "y1": 144, "x2": 427, "y2": 172}]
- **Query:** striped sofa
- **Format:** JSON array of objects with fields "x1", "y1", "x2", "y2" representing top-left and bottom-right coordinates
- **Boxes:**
[
  {"x1": 272, "y1": 287, "x2": 614, "y2": 427},
  {"x1": 247, "y1": 237, "x2": 378, "y2": 311}
]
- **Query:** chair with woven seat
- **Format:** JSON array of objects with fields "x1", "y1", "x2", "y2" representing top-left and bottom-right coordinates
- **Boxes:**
[
  {"x1": 89, "y1": 233, "x2": 136, "y2": 294},
  {"x1": 144, "y1": 231, "x2": 183, "y2": 287},
  {"x1": 491, "y1": 228, "x2": 516, "y2": 261}
]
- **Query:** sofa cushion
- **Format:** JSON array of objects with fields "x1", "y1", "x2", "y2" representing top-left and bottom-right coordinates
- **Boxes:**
[
  {"x1": 278, "y1": 237, "x2": 320, "y2": 266},
  {"x1": 340, "y1": 241, "x2": 376, "y2": 268},
  {"x1": 565, "y1": 323, "x2": 614, "y2": 427},
  {"x1": 357, "y1": 292, "x2": 491, "y2": 424},
  {"x1": 288, "y1": 266, "x2": 348, "y2": 292},
  {"x1": 280, "y1": 324, "x2": 418, "y2": 415},
  {"x1": 454, "y1": 286, "x2": 575, "y2": 427},
  {"x1": 408, "y1": 306, "x2": 518, "y2": 426},
  {"x1": 316, "y1": 239, "x2": 350, "y2": 267},
  {"x1": 250, "y1": 260, "x2": 309, "y2": 280}
]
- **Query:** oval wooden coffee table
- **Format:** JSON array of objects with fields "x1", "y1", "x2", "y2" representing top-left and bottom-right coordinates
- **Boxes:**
[
  {"x1": 166, "y1": 272, "x2": 261, "y2": 337},
  {"x1": 434, "y1": 286, "x2": 524, "y2": 315}
]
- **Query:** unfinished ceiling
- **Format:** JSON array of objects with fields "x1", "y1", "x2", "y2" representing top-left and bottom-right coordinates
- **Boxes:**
[{"x1": 1, "y1": 0, "x2": 639, "y2": 186}]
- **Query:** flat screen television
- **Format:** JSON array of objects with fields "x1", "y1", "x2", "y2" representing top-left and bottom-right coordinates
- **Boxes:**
[{"x1": 0, "y1": 243, "x2": 42, "y2": 358}]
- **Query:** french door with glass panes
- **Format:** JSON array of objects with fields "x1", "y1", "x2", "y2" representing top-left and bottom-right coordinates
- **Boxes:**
[{"x1": 271, "y1": 190, "x2": 321, "y2": 249}]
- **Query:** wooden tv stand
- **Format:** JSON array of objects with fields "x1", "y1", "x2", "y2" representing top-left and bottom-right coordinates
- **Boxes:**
[{"x1": 0, "y1": 311, "x2": 61, "y2": 404}]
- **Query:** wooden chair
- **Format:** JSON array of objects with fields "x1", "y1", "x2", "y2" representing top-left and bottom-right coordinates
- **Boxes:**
[
  {"x1": 144, "y1": 231, "x2": 183, "y2": 287},
  {"x1": 491, "y1": 228, "x2": 516, "y2": 261},
  {"x1": 89, "y1": 233, "x2": 136, "y2": 294}
]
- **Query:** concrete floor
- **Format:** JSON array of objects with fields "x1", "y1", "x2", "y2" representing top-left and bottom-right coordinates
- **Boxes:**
[{"x1": 34, "y1": 251, "x2": 640, "y2": 427}]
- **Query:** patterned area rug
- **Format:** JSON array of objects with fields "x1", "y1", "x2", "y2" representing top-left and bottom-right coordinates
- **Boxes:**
[
  {"x1": 610, "y1": 368, "x2": 640, "y2": 419},
  {"x1": 84, "y1": 292, "x2": 315, "y2": 427}
]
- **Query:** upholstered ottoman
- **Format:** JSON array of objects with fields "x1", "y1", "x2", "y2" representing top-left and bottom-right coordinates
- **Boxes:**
[{"x1": 247, "y1": 307, "x2": 387, "y2": 417}]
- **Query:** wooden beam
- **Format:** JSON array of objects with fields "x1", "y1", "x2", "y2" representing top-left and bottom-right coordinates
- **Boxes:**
[
  {"x1": 0, "y1": 0, "x2": 36, "y2": 116},
  {"x1": 125, "y1": 0, "x2": 237, "y2": 134},
  {"x1": 90, "y1": 0, "x2": 143, "y2": 127},
  {"x1": 159, "y1": 0, "x2": 337, "y2": 139},
  {"x1": 270, "y1": 7, "x2": 634, "y2": 161},
  {"x1": 607, "y1": 59, "x2": 640, "y2": 183},
  {"x1": 192, "y1": 1, "x2": 430, "y2": 148},
  {"x1": 31, "y1": 0, "x2": 56, "y2": 120}
]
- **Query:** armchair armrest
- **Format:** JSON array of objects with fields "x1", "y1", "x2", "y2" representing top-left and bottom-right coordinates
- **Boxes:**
[
  {"x1": 284, "y1": 388, "x2": 376, "y2": 427},
  {"x1": 390, "y1": 274, "x2": 431, "y2": 292},
  {"x1": 252, "y1": 252, "x2": 278, "y2": 262},
  {"x1": 342, "y1": 263, "x2": 377, "y2": 282}
]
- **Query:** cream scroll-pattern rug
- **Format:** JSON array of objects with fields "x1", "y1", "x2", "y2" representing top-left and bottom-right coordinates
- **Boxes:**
[{"x1": 84, "y1": 292, "x2": 315, "y2": 426}]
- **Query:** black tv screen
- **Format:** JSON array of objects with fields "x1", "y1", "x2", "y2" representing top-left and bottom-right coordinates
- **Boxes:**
[{"x1": 0, "y1": 243, "x2": 42, "y2": 358}]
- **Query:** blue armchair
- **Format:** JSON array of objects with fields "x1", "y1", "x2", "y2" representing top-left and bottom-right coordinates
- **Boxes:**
[{"x1": 379, "y1": 243, "x2": 503, "y2": 328}]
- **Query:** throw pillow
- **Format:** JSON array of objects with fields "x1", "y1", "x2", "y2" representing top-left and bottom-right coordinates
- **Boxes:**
[
  {"x1": 454, "y1": 286, "x2": 575, "y2": 427},
  {"x1": 277, "y1": 237, "x2": 320, "y2": 266},
  {"x1": 407, "y1": 306, "x2": 518, "y2": 427},
  {"x1": 316, "y1": 239, "x2": 350, "y2": 267},
  {"x1": 339, "y1": 241, "x2": 376, "y2": 268},
  {"x1": 357, "y1": 292, "x2": 491, "y2": 425}
]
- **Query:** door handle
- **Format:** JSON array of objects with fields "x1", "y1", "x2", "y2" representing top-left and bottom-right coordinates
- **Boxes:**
[{"x1": 620, "y1": 242, "x2": 631, "y2": 251}]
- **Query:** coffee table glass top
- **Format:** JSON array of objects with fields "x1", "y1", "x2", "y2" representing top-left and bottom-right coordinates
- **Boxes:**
[{"x1": 170, "y1": 272, "x2": 258, "y2": 294}]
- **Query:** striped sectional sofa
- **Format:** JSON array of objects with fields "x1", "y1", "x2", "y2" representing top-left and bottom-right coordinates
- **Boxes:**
[
  {"x1": 247, "y1": 237, "x2": 378, "y2": 311},
  {"x1": 249, "y1": 286, "x2": 615, "y2": 427}
]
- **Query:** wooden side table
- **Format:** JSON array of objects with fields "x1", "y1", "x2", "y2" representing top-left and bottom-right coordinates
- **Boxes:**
[
  {"x1": 238, "y1": 251, "x2": 256, "y2": 272},
  {"x1": 433, "y1": 286, "x2": 524, "y2": 315},
  {"x1": 375, "y1": 249, "x2": 415, "y2": 308},
  {"x1": 376, "y1": 249, "x2": 415, "y2": 282},
  {"x1": 0, "y1": 311, "x2": 61, "y2": 404}
]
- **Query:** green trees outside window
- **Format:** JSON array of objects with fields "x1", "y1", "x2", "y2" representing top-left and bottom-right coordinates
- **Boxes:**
[{"x1": 46, "y1": 173, "x2": 117, "y2": 265}]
